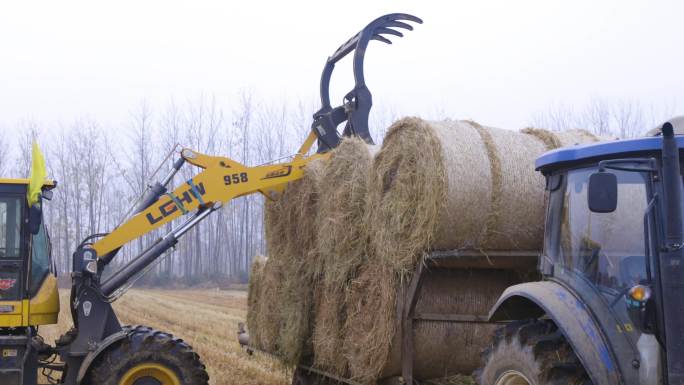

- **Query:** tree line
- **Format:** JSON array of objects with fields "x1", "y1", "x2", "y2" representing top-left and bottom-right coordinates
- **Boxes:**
[{"x1": 0, "y1": 95, "x2": 675, "y2": 285}]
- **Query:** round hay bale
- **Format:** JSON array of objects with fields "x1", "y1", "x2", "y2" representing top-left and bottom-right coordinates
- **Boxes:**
[
  {"x1": 366, "y1": 118, "x2": 600, "y2": 273},
  {"x1": 311, "y1": 138, "x2": 378, "y2": 375},
  {"x1": 251, "y1": 191, "x2": 293, "y2": 354},
  {"x1": 342, "y1": 266, "x2": 520, "y2": 383},
  {"x1": 344, "y1": 117, "x2": 603, "y2": 383},
  {"x1": 272, "y1": 159, "x2": 326, "y2": 366},
  {"x1": 247, "y1": 255, "x2": 266, "y2": 341},
  {"x1": 342, "y1": 263, "x2": 398, "y2": 385},
  {"x1": 522, "y1": 127, "x2": 599, "y2": 149},
  {"x1": 252, "y1": 255, "x2": 283, "y2": 352}
]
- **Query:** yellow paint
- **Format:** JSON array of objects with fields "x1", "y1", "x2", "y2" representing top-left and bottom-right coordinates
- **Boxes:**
[
  {"x1": 0, "y1": 274, "x2": 59, "y2": 327},
  {"x1": 0, "y1": 299, "x2": 24, "y2": 326},
  {"x1": 120, "y1": 363, "x2": 181, "y2": 385},
  {"x1": 93, "y1": 135, "x2": 329, "y2": 256},
  {"x1": 0, "y1": 178, "x2": 55, "y2": 186},
  {"x1": 28, "y1": 275, "x2": 59, "y2": 325}
]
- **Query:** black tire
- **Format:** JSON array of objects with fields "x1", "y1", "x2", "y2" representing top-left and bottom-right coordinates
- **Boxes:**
[
  {"x1": 85, "y1": 325, "x2": 209, "y2": 385},
  {"x1": 476, "y1": 320, "x2": 592, "y2": 385}
]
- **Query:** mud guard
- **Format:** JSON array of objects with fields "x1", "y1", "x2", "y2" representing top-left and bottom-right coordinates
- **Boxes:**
[
  {"x1": 489, "y1": 281, "x2": 622, "y2": 385},
  {"x1": 75, "y1": 327, "x2": 132, "y2": 384}
]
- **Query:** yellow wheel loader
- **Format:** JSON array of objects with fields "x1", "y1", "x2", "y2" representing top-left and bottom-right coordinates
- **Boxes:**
[{"x1": 0, "y1": 13, "x2": 420, "y2": 385}]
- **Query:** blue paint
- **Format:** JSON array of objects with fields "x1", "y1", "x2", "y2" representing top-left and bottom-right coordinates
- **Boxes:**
[
  {"x1": 554, "y1": 290, "x2": 617, "y2": 373},
  {"x1": 536, "y1": 135, "x2": 684, "y2": 170}
]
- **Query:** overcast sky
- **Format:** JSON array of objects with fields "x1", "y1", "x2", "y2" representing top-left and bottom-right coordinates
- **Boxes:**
[{"x1": 1, "y1": 0, "x2": 682, "y2": 133}]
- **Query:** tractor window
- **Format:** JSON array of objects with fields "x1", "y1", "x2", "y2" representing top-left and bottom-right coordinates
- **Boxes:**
[
  {"x1": 30, "y1": 220, "x2": 50, "y2": 295},
  {"x1": 0, "y1": 197, "x2": 22, "y2": 259},
  {"x1": 559, "y1": 166, "x2": 649, "y2": 301}
]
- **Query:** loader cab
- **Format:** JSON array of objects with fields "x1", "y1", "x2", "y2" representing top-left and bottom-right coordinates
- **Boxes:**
[
  {"x1": 0, "y1": 179, "x2": 59, "y2": 328},
  {"x1": 536, "y1": 134, "x2": 684, "y2": 384}
]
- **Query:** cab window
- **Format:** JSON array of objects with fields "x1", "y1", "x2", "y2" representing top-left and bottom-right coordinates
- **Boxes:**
[
  {"x1": 30, "y1": 221, "x2": 50, "y2": 295},
  {"x1": 558, "y1": 166, "x2": 649, "y2": 300},
  {"x1": 0, "y1": 197, "x2": 22, "y2": 259}
]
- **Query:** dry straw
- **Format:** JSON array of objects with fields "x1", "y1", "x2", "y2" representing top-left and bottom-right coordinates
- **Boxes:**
[
  {"x1": 276, "y1": 159, "x2": 325, "y2": 366},
  {"x1": 246, "y1": 255, "x2": 266, "y2": 347},
  {"x1": 252, "y1": 255, "x2": 282, "y2": 352},
  {"x1": 366, "y1": 119, "x2": 601, "y2": 274},
  {"x1": 342, "y1": 263, "x2": 398, "y2": 385},
  {"x1": 342, "y1": 118, "x2": 603, "y2": 383},
  {"x1": 311, "y1": 138, "x2": 378, "y2": 375},
  {"x1": 255, "y1": 159, "x2": 325, "y2": 365},
  {"x1": 252, "y1": 118, "x2": 602, "y2": 382}
]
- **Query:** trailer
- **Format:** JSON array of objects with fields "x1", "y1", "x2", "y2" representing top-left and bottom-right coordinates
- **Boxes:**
[{"x1": 240, "y1": 249, "x2": 540, "y2": 384}]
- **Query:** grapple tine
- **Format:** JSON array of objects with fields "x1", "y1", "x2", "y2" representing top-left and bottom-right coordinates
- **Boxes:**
[
  {"x1": 371, "y1": 35, "x2": 393, "y2": 44},
  {"x1": 375, "y1": 27, "x2": 403, "y2": 38},
  {"x1": 381, "y1": 20, "x2": 415, "y2": 31},
  {"x1": 387, "y1": 13, "x2": 423, "y2": 24}
]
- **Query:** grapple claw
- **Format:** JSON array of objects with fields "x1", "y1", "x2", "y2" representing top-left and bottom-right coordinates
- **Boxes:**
[
  {"x1": 375, "y1": 27, "x2": 404, "y2": 38},
  {"x1": 382, "y1": 20, "x2": 415, "y2": 31},
  {"x1": 311, "y1": 13, "x2": 422, "y2": 153},
  {"x1": 372, "y1": 35, "x2": 393, "y2": 44}
]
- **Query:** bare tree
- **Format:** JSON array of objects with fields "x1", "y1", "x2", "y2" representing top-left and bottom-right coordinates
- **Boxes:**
[
  {"x1": 15, "y1": 120, "x2": 40, "y2": 177},
  {"x1": 530, "y1": 103, "x2": 577, "y2": 131},
  {"x1": 613, "y1": 100, "x2": 645, "y2": 138},
  {"x1": 0, "y1": 134, "x2": 9, "y2": 176}
]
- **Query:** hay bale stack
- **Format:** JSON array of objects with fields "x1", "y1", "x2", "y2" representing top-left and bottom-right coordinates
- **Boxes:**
[
  {"x1": 340, "y1": 118, "x2": 601, "y2": 383},
  {"x1": 311, "y1": 138, "x2": 378, "y2": 375},
  {"x1": 250, "y1": 117, "x2": 602, "y2": 382}
]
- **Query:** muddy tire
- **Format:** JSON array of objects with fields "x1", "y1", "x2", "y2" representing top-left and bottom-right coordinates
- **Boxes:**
[
  {"x1": 476, "y1": 320, "x2": 591, "y2": 385},
  {"x1": 84, "y1": 325, "x2": 209, "y2": 385}
]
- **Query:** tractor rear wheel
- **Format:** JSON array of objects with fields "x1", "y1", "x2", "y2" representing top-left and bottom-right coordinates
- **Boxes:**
[
  {"x1": 85, "y1": 325, "x2": 209, "y2": 385},
  {"x1": 476, "y1": 320, "x2": 592, "y2": 385}
]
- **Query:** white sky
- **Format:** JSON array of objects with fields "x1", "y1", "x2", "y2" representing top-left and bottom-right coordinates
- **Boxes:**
[{"x1": 0, "y1": 0, "x2": 682, "y2": 132}]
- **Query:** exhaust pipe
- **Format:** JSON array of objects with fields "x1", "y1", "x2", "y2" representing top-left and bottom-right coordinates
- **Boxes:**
[{"x1": 657, "y1": 122, "x2": 684, "y2": 384}]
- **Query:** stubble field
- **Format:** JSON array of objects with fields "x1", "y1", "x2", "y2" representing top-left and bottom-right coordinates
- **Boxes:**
[
  {"x1": 39, "y1": 289, "x2": 290, "y2": 385},
  {"x1": 39, "y1": 290, "x2": 472, "y2": 385}
]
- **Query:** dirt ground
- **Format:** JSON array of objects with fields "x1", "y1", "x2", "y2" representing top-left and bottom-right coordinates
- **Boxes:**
[{"x1": 38, "y1": 289, "x2": 473, "y2": 385}]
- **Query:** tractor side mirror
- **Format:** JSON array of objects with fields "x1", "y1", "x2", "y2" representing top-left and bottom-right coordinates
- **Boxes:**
[
  {"x1": 28, "y1": 204, "x2": 42, "y2": 235},
  {"x1": 42, "y1": 189, "x2": 53, "y2": 201},
  {"x1": 588, "y1": 172, "x2": 618, "y2": 213}
]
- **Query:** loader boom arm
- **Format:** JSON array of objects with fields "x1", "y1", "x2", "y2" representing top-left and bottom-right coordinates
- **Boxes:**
[{"x1": 91, "y1": 131, "x2": 327, "y2": 258}]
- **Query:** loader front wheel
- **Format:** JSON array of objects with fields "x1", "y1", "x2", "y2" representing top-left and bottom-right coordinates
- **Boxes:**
[
  {"x1": 476, "y1": 320, "x2": 591, "y2": 385},
  {"x1": 85, "y1": 326, "x2": 209, "y2": 385}
]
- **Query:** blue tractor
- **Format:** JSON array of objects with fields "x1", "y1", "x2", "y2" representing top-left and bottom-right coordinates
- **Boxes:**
[{"x1": 479, "y1": 121, "x2": 684, "y2": 385}]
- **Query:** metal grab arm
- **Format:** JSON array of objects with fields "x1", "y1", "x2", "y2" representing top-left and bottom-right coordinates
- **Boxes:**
[
  {"x1": 91, "y1": 133, "x2": 329, "y2": 260},
  {"x1": 100, "y1": 203, "x2": 220, "y2": 297},
  {"x1": 312, "y1": 13, "x2": 422, "y2": 152}
]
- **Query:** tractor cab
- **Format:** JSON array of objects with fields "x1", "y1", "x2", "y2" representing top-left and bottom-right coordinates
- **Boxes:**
[
  {"x1": 533, "y1": 127, "x2": 684, "y2": 384},
  {"x1": 0, "y1": 179, "x2": 59, "y2": 328}
]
